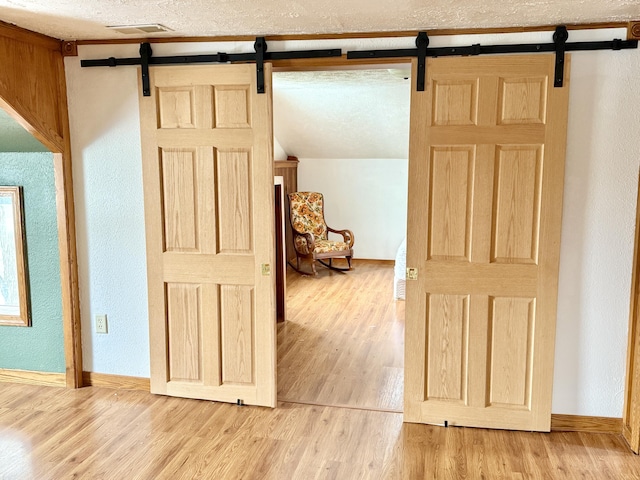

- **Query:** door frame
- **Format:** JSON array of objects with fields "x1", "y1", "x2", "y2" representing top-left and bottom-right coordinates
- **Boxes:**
[
  {"x1": 0, "y1": 106, "x2": 82, "y2": 388},
  {"x1": 0, "y1": 30, "x2": 82, "y2": 388},
  {"x1": 623, "y1": 172, "x2": 640, "y2": 453}
]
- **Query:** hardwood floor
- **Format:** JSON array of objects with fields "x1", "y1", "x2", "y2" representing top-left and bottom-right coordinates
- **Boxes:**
[
  {"x1": 277, "y1": 260, "x2": 404, "y2": 412},
  {"x1": 1, "y1": 382, "x2": 639, "y2": 479},
  {"x1": 2, "y1": 259, "x2": 638, "y2": 478}
]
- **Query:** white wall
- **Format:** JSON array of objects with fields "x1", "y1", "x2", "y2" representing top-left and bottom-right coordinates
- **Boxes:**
[
  {"x1": 298, "y1": 158, "x2": 408, "y2": 260},
  {"x1": 66, "y1": 45, "x2": 149, "y2": 376},
  {"x1": 66, "y1": 30, "x2": 640, "y2": 416}
]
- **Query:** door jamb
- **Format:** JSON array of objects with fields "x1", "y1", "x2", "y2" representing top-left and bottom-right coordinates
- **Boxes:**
[
  {"x1": 623, "y1": 172, "x2": 640, "y2": 453},
  {"x1": 0, "y1": 92, "x2": 82, "y2": 388}
]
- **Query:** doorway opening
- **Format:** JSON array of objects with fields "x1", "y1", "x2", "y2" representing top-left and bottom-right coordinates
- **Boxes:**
[
  {"x1": 272, "y1": 67, "x2": 411, "y2": 412},
  {"x1": 0, "y1": 108, "x2": 66, "y2": 375}
]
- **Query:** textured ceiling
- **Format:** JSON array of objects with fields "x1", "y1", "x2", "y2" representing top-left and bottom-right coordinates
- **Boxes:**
[
  {"x1": 0, "y1": 0, "x2": 638, "y2": 41},
  {"x1": 273, "y1": 70, "x2": 411, "y2": 159}
]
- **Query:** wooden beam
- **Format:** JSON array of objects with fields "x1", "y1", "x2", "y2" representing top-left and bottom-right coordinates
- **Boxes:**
[
  {"x1": 0, "y1": 20, "x2": 82, "y2": 388},
  {"x1": 0, "y1": 19, "x2": 61, "y2": 50},
  {"x1": 74, "y1": 21, "x2": 633, "y2": 46}
]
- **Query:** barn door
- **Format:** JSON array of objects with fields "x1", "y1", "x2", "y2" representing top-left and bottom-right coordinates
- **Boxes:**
[
  {"x1": 140, "y1": 64, "x2": 276, "y2": 407},
  {"x1": 404, "y1": 54, "x2": 569, "y2": 431}
]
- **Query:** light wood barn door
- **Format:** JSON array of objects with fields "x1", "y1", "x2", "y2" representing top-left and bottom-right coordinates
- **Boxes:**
[
  {"x1": 140, "y1": 64, "x2": 276, "y2": 407},
  {"x1": 404, "y1": 55, "x2": 569, "y2": 431}
]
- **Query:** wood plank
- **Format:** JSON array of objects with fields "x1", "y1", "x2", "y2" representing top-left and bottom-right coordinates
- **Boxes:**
[
  {"x1": 623, "y1": 172, "x2": 640, "y2": 453},
  {"x1": 551, "y1": 414, "x2": 623, "y2": 434},
  {"x1": 81, "y1": 372, "x2": 150, "y2": 391},
  {"x1": 0, "y1": 369, "x2": 65, "y2": 387},
  {"x1": 74, "y1": 21, "x2": 631, "y2": 45},
  {"x1": 156, "y1": 129, "x2": 254, "y2": 148},
  {"x1": 0, "y1": 383, "x2": 638, "y2": 479},
  {"x1": 0, "y1": 19, "x2": 61, "y2": 50}
]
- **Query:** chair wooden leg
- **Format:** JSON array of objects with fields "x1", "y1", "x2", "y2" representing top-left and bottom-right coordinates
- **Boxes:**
[
  {"x1": 346, "y1": 256, "x2": 352, "y2": 269},
  {"x1": 311, "y1": 259, "x2": 318, "y2": 276}
]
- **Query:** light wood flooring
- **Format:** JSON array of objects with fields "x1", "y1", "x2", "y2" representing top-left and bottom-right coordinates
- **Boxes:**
[
  {"x1": 277, "y1": 260, "x2": 404, "y2": 412},
  {"x1": 2, "y1": 260, "x2": 640, "y2": 478},
  {"x1": 1, "y1": 382, "x2": 640, "y2": 479}
]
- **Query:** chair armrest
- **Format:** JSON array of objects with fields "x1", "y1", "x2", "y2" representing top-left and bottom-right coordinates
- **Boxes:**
[
  {"x1": 327, "y1": 227, "x2": 354, "y2": 248},
  {"x1": 292, "y1": 230, "x2": 315, "y2": 255}
]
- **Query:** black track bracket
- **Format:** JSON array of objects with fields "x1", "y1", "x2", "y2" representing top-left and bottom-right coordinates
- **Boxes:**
[
  {"x1": 347, "y1": 27, "x2": 637, "y2": 91},
  {"x1": 255, "y1": 37, "x2": 266, "y2": 94},
  {"x1": 416, "y1": 32, "x2": 429, "y2": 92},
  {"x1": 81, "y1": 38, "x2": 342, "y2": 96},
  {"x1": 139, "y1": 42, "x2": 152, "y2": 96},
  {"x1": 553, "y1": 26, "x2": 569, "y2": 87}
]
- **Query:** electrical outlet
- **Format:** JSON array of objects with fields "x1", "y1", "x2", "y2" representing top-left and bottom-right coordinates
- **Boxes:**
[{"x1": 95, "y1": 314, "x2": 108, "y2": 334}]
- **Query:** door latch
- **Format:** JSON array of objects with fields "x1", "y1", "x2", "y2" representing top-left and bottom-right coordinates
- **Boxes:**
[{"x1": 407, "y1": 268, "x2": 418, "y2": 280}]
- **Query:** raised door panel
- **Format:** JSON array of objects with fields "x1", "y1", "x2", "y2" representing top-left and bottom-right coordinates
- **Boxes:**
[
  {"x1": 426, "y1": 294, "x2": 469, "y2": 403},
  {"x1": 167, "y1": 283, "x2": 202, "y2": 383},
  {"x1": 488, "y1": 296, "x2": 535, "y2": 408},
  {"x1": 428, "y1": 147, "x2": 475, "y2": 261},
  {"x1": 214, "y1": 86, "x2": 252, "y2": 128},
  {"x1": 492, "y1": 145, "x2": 542, "y2": 264},
  {"x1": 221, "y1": 285, "x2": 255, "y2": 385},
  {"x1": 158, "y1": 87, "x2": 196, "y2": 128},
  {"x1": 498, "y1": 77, "x2": 547, "y2": 125},
  {"x1": 217, "y1": 149, "x2": 253, "y2": 254},
  {"x1": 431, "y1": 79, "x2": 479, "y2": 126}
]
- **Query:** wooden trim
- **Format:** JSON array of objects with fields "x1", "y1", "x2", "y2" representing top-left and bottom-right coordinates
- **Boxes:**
[
  {"x1": 0, "y1": 20, "x2": 62, "y2": 50},
  {"x1": 0, "y1": 368, "x2": 65, "y2": 387},
  {"x1": 0, "y1": 97, "x2": 64, "y2": 153},
  {"x1": 629, "y1": 22, "x2": 640, "y2": 40},
  {"x1": 0, "y1": 186, "x2": 31, "y2": 326},
  {"x1": 274, "y1": 160, "x2": 299, "y2": 169},
  {"x1": 73, "y1": 21, "x2": 632, "y2": 46},
  {"x1": 353, "y1": 259, "x2": 395, "y2": 265},
  {"x1": 0, "y1": 28, "x2": 82, "y2": 388},
  {"x1": 54, "y1": 50, "x2": 83, "y2": 389},
  {"x1": 623, "y1": 172, "x2": 640, "y2": 453},
  {"x1": 551, "y1": 414, "x2": 623, "y2": 434},
  {"x1": 82, "y1": 372, "x2": 150, "y2": 391},
  {"x1": 55, "y1": 152, "x2": 83, "y2": 389},
  {"x1": 62, "y1": 41, "x2": 78, "y2": 57}
]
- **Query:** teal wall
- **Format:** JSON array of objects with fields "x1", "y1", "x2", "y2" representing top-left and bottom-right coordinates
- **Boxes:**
[
  {"x1": 0, "y1": 110, "x2": 48, "y2": 152},
  {"x1": 0, "y1": 152, "x2": 64, "y2": 373}
]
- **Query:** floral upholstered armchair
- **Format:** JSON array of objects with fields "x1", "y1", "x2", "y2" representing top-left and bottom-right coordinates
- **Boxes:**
[{"x1": 288, "y1": 192, "x2": 354, "y2": 275}]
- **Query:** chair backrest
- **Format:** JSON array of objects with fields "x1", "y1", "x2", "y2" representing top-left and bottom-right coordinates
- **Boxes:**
[{"x1": 288, "y1": 192, "x2": 328, "y2": 240}]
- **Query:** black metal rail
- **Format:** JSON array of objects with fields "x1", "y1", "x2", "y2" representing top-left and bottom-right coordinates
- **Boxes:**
[
  {"x1": 347, "y1": 26, "x2": 638, "y2": 90},
  {"x1": 81, "y1": 27, "x2": 638, "y2": 94},
  {"x1": 81, "y1": 37, "x2": 342, "y2": 95}
]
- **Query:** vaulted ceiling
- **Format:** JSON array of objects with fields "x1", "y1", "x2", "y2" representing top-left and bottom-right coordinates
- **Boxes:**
[
  {"x1": 273, "y1": 69, "x2": 411, "y2": 159},
  {"x1": 0, "y1": 0, "x2": 637, "y2": 41}
]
